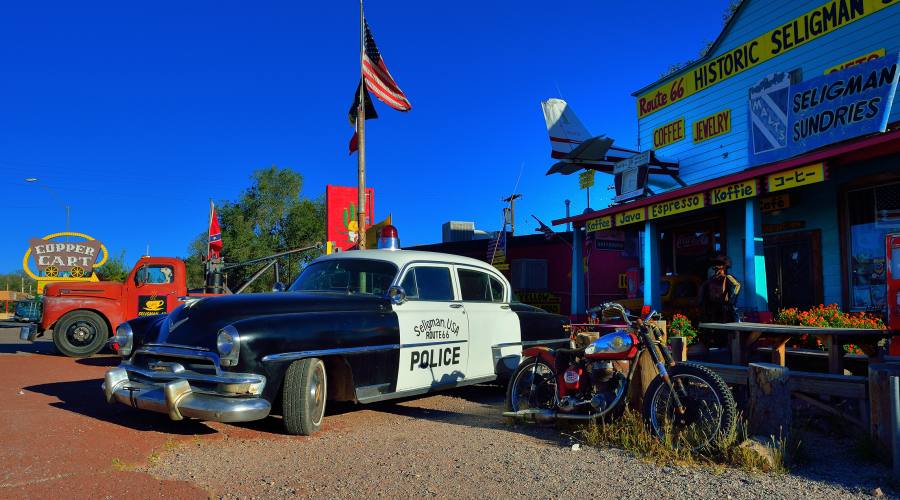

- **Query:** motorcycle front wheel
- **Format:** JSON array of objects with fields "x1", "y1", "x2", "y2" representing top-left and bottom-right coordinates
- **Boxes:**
[
  {"x1": 642, "y1": 362, "x2": 736, "y2": 450},
  {"x1": 505, "y1": 356, "x2": 558, "y2": 412}
]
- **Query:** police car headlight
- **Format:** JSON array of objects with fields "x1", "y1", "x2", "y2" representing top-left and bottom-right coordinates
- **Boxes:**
[
  {"x1": 111, "y1": 323, "x2": 134, "y2": 357},
  {"x1": 217, "y1": 325, "x2": 240, "y2": 367}
]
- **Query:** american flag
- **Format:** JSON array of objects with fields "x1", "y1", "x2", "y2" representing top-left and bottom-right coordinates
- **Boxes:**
[{"x1": 362, "y1": 20, "x2": 411, "y2": 112}]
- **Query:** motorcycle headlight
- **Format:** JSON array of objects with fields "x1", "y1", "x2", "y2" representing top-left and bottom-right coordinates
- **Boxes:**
[
  {"x1": 217, "y1": 325, "x2": 240, "y2": 367},
  {"x1": 111, "y1": 323, "x2": 134, "y2": 357}
]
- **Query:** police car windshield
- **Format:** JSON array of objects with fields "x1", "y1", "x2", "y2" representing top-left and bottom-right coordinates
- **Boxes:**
[{"x1": 289, "y1": 259, "x2": 397, "y2": 296}]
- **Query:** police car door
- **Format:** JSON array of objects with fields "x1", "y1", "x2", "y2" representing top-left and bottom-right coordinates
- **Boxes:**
[
  {"x1": 394, "y1": 264, "x2": 469, "y2": 392},
  {"x1": 455, "y1": 266, "x2": 520, "y2": 379}
]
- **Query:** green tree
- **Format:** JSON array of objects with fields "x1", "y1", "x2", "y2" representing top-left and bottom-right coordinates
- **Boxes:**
[
  {"x1": 185, "y1": 166, "x2": 325, "y2": 293},
  {"x1": 0, "y1": 271, "x2": 37, "y2": 315},
  {"x1": 95, "y1": 250, "x2": 129, "y2": 282},
  {"x1": 0, "y1": 271, "x2": 37, "y2": 295}
]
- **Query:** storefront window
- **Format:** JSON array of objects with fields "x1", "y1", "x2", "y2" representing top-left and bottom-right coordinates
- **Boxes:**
[
  {"x1": 659, "y1": 217, "x2": 724, "y2": 279},
  {"x1": 847, "y1": 181, "x2": 900, "y2": 311}
]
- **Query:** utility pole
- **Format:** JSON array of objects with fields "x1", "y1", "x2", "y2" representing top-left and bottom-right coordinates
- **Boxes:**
[
  {"x1": 565, "y1": 199, "x2": 571, "y2": 231},
  {"x1": 502, "y1": 194, "x2": 522, "y2": 235}
]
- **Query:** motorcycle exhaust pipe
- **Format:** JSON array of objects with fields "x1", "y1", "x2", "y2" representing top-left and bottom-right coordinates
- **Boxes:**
[
  {"x1": 503, "y1": 409, "x2": 607, "y2": 423},
  {"x1": 502, "y1": 408, "x2": 557, "y2": 423}
]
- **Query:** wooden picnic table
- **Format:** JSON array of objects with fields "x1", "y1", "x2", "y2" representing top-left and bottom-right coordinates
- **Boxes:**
[{"x1": 698, "y1": 322, "x2": 892, "y2": 374}]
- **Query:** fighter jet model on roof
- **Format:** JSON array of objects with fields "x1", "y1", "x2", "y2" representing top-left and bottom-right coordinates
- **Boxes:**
[{"x1": 541, "y1": 98, "x2": 683, "y2": 192}]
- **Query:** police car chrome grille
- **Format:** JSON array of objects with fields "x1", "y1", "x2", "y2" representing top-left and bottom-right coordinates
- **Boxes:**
[{"x1": 132, "y1": 352, "x2": 219, "y2": 376}]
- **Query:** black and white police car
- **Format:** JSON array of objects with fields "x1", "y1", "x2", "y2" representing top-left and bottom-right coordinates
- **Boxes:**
[{"x1": 102, "y1": 228, "x2": 569, "y2": 435}]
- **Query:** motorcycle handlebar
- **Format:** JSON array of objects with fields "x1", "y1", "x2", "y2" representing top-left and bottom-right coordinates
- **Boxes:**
[
  {"x1": 594, "y1": 302, "x2": 630, "y2": 324},
  {"x1": 591, "y1": 302, "x2": 661, "y2": 326}
]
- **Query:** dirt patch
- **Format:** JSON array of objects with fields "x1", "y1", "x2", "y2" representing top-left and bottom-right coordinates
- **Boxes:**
[
  {"x1": 1, "y1": 328, "x2": 893, "y2": 498},
  {"x1": 144, "y1": 386, "x2": 893, "y2": 499}
]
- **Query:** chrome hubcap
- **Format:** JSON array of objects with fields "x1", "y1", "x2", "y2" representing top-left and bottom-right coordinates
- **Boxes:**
[
  {"x1": 73, "y1": 326, "x2": 90, "y2": 341},
  {"x1": 308, "y1": 364, "x2": 326, "y2": 425},
  {"x1": 66, "y1": 321, "x2": 97, "y2": 347}
]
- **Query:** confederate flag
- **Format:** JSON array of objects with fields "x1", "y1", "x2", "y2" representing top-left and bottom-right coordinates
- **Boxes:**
[{"x1": 208, "y1": 202, "x2": 223, "y2": 260}]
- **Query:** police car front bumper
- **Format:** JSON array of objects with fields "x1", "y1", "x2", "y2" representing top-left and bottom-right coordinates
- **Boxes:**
[{"x1": 102, "y1": 367, "x2": 271, "y2": 423}]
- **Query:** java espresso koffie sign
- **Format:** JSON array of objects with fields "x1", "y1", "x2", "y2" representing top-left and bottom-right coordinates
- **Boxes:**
[{"x1": 749, "y1": 53, "x2": 899, "y2": 166}]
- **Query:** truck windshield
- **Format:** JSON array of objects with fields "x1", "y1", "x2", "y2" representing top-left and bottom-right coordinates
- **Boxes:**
[{"x1": 289, "y1": 259, "x2": 397, "y2": 296}]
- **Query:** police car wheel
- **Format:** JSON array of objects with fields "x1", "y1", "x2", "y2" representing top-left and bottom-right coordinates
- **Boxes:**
[
  {"x1": 52, "y1": 310, "x2": 108, "y2": 358},
  {"x1": 282, "y1": 358, "x2": 327, "y2": 436}
]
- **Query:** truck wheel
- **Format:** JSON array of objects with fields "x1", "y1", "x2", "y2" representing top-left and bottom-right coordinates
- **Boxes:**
[
  {"x1": 52, "y1": 311, "x2": 108, "y2": 358},
  {"x1": 282, "y1": 358, "x2": 327, "y2": 436}
]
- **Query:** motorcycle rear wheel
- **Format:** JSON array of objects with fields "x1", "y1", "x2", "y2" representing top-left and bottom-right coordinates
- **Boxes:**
[
  {"x1": 642, "y1": 362, "x2": 736, "y2": 450},
  {"x1": 505, "y1": 357, "x2": 557, "y2": 413}
]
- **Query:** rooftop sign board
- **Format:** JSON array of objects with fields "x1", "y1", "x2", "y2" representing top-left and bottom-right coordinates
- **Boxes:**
[
  {"x1": 612, "y1": 151, "x2": 651, "y2": 203},
  {"x1": 325, "y1": 185, "x2": 375, "y2": 251},
  {"x1": 636, "y1": 0, "x2": 898, "y2": 119},
  {"x1": 749, "y1": 53, "x2": 899, "y2": 166},
  {"x1": 23, "y1": 232, "x2": 109, "y2": 293}
]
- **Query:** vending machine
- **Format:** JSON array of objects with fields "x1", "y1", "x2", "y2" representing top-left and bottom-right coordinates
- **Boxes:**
[{"x1": 888, "y1": 233, "x2": 900, "y2": 355}]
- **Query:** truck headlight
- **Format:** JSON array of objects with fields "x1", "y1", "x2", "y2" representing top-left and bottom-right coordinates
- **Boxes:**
[
  {"x1": 217, "y1": 325, "x2": 240, "y2": 367},
  {"x1": 111, "y1": 323, "x2": 134, "y2": 357}
]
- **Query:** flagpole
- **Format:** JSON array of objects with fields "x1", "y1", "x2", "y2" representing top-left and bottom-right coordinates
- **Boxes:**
[
  {"x1": 207, "y1": 199, "x2": 213, "y2": 264},
  {"x1": 356, "y1": 0, "x2": 368, "y2": 250}
]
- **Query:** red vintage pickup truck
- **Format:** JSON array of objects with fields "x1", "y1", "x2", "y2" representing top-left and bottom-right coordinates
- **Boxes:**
[{"x1": 20, "y1": 256, "x2": 211, "y2": 357}]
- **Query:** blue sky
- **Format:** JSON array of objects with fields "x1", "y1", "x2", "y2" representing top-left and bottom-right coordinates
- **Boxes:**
[{"x1": 2, "y1": 1, "x2": 729, "y2": 274}]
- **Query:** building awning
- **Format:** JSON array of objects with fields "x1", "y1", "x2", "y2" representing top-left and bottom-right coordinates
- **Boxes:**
[{"x1": 552, "y1": 128, "x2": 900, "y2": 228}]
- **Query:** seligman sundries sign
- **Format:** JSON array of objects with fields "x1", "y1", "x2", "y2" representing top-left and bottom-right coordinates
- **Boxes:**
[{"x1": 749, "y1": 53, "x2": 899, "y2": 166}]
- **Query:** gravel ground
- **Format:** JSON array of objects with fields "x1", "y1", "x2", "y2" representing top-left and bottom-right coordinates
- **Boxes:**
[
  {"x1": 141, "y1": 384, "x2": 896, "y2": 499},
  {"x1": 1, "y1": 327, "x2": 893, "y2": 499}
]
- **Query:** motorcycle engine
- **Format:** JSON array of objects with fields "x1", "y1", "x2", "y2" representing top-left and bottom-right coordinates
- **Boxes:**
[
  {"x1": 558, "y1": 360, "x2": 626, "y2": 414},
  {"x1": 587, "y1": 361, "x2": 625, "y2": 413}
]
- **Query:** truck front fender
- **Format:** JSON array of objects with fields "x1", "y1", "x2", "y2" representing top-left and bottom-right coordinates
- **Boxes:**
[{"x1": 41, "y1": 296, "x2": 123, "y2": 334}]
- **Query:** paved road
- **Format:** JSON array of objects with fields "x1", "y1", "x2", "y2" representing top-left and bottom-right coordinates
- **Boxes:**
[{"x1": 0, "y1": 327, "x2": 892, "y2": 498}]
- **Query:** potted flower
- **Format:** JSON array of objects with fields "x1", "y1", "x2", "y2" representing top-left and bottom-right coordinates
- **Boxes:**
[
  {"x1": 774, "y1": 304, "x2": 885, "y2": 353},
  {"x1": 668, "y1": 313, "x2": 709, "y2": 359}
]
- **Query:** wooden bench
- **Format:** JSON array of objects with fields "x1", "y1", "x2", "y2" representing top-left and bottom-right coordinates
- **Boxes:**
[{"x1": 691, "y1": 361, "x2": 870, "y2": 425}]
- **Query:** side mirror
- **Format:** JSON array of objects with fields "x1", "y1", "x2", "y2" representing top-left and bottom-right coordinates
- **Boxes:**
[
  {"x1": 387, "y1": 285, "x2": 407, "y2": 305},
  {"x1": 135, "y1": 266, "x2": 148, "y2": 286},
  {"x1": 272, "y1": 282, "x2": 286, "y2": 293}
]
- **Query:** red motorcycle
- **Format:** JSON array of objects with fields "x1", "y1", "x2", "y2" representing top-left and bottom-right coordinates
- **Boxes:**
[{"x1": 504, "y1": 303, "x2": 736, "y2": 449}]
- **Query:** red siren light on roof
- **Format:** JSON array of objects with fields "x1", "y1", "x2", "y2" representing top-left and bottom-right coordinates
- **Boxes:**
[{"x1": 378, "y1": 225, "x2": 400, "y2": 250}]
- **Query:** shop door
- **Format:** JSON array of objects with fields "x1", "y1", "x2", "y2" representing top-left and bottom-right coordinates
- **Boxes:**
[{"x1": 764, "y1": 230, "x2": 823, "y2": 312}]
